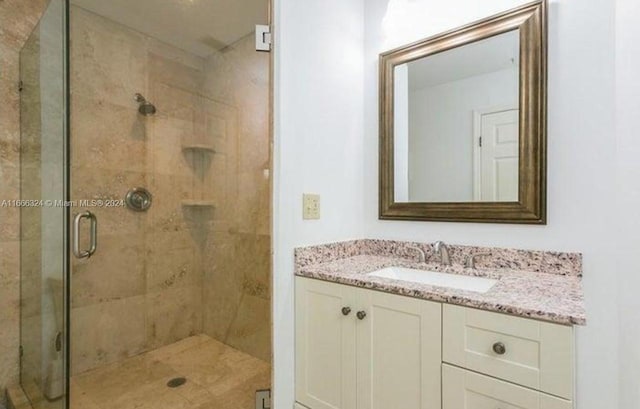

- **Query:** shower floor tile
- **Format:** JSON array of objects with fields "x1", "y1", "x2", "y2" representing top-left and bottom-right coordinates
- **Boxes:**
[{"x1": 70, "y1": 334, "x2": 271, "y2": 409}]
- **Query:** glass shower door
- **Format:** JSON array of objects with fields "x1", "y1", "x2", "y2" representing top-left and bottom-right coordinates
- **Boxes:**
[
  {"x1": 64, "y1": 1, "x2": 272, "y2": 407},
  {"x1": 19, "y1": 0, "x2": 69, "y2": 408}
]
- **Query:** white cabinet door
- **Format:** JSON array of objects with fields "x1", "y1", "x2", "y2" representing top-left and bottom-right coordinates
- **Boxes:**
[
  {"x1": 356, "y1": 289, "x2": 441, "y2": 409},
  {"x1": 295, "y1": 278, "x2": 357, "y2": 409},
  {"x1": 443, "y1": 364, "x2": 573, "y2": 409}
]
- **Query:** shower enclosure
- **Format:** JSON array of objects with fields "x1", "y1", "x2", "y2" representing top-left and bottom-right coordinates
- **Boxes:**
[{"x1": 18, "y1": 1, "x2": 272, "y2": 408}]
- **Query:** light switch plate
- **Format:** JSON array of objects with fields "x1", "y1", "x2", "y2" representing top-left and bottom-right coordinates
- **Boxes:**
[{"x1": 303, "y1": 194, "x2": 320, "y2": 220}]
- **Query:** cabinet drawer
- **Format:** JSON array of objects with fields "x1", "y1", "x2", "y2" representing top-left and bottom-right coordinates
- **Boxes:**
[
  {"x1": 443, "y1": 304, "x2": 574, "y2": 399},
  {"x1": 443, "y1": 364, "x2": 572, "y2": 409}
]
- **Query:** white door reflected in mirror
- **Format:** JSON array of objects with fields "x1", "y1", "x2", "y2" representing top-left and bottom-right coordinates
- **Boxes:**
[
  {"x1": 475, "y1": 108, "x2": 519, "y2": 202},
  {"x1": 393, "y1": 30, "x2": 520, "y2": 203}
]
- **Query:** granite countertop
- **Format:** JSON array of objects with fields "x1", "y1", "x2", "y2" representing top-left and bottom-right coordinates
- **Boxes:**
[{"x1": 294, "y1": 240, "x2": 586, "y2": 326}]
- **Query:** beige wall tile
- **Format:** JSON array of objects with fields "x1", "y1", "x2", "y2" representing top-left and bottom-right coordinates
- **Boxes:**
[
  {"x1": 71, "y1": 296, "x2": 147, "y2": 374},
  {"x1": 202, "y1": 233, "x2": 244, "y2": 342},
  {"x1": 72, "y1": 235, "x2": 147, "y2": 308},
  {"x1": 223, "y1": 294, "x2": 271, "y2": 362},
  {"x1": 145, "y1": 286, "x2": 203, "y2": 350},
  {"x1": 236, "y1": 170, "x2": 271, "y2": 235},
  {"x1": 148, "y1": 52, "x2": 204, "y2": 96},
  {"x1": 146, "y1": 246, "x2": 200, "y2": 292},
  {"x1": 69, "y1": 7, "x2": 147, "y2": 106},
  {"x1": 70, "y1": 96, "x2": 147, "y2": 172},
  {"x1": 200, "y1": 34, "x2": 271, "y2": 363}
]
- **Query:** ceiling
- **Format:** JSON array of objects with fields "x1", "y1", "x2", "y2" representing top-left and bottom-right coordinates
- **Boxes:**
[
  {"x1": 407, "y1": 30, "x2": 520, "y2": 90},
  {"x1": 71, "y1": 0, "x2": 268, "y2": 57}
]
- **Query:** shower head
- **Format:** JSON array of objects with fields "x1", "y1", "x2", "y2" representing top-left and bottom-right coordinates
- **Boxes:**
[
  {"x1": 139, "y1": 102, "x2": 157, "y2": 116},
  {"x1": 134, "y1": 93, "x2": 157, "y2": 116}
]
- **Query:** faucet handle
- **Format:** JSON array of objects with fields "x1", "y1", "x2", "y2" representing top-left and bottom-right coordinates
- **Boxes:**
[
  {"x1": 406, "y1": 245, "x2": 426, "y2": 263},
  {"x1": 465, "y1": 252, "x2": 491, "y2": 269}
]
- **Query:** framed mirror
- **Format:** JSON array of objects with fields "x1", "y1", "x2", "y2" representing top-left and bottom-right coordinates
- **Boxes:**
[{"x1": 379, "y1": 1, "x2": 547, "y2": 224}]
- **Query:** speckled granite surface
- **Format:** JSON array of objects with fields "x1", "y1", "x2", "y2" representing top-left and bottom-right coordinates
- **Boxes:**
[{"x1": 295, "y1": 240, "x2": 586, "y2": 325}]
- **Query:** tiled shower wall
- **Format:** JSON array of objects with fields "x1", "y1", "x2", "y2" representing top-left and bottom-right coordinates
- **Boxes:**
[
  {"x1": 202, "y1": 35, "x2": 271, "y2": 362},
  {"x1": 69, "y1": 7, "x2": 206, "y2": 374},
  {"x1": 0, "y1": 0, "x2": 49, "y2": 402},
  {"x1": 69, "y1": 6, "x2": 271, "y2": 374}
]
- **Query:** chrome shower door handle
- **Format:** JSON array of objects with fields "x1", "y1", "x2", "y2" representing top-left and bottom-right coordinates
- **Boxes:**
[
  {"x1": 73, "y1": 211, "x2": 97, "y2": 259},
  {"x1": 72, "y1": 212, "x2": 88, "y2": 258},
  {"x1": 87, "y1": 211, "x2": 97, "y2": 257}
]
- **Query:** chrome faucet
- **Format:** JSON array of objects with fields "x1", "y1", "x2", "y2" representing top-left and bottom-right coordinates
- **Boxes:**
[
  {"x1": 406, "y1": 246, "x2": 426, "y2": 263},
  {"x1": 433, "y1": 241, "x2": 451, "y2": 266}
]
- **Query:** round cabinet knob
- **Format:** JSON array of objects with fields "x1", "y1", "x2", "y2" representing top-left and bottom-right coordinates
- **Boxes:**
[
  {"x1": 341, "y1": 307, "x2": 352, "y2": 316},
  {"x1": 356, "y1": 311, "x2": 367, "y2": 320},
  {"x1": 492, "y1": 342, "x2": 507, "y2": 355}
]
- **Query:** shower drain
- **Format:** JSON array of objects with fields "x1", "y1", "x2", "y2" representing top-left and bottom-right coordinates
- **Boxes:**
[{"x1": 167, "y1": 377, "x2": 187, "y2": 388}]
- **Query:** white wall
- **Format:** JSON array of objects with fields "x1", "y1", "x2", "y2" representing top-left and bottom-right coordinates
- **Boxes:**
[
  {"x1": 274, "y1": 0, "x2": 633, "y2": 408},
  {"x1": 615, "y1": 0, "x2": 640, "y2": 407},
  {"x1": 394, "y1": 64, "x2": 409, "y2": 202},
  {"x1": 364, "y1": 0, "x2": 619, "y2": 408},
  {"x1": 407, "y1": 68, "x2": 518, "y2": 201},
  {"x1": 272, "y1": 0, "x2": 365, "y2": 407}
]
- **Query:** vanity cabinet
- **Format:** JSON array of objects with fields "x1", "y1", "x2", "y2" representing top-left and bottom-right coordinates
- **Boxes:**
[
  {"x1": 295, "y1": 277, "x2": 442, "y2": 409},
  {"x1": 295, "y1": 277, "x2": 575, "y2": 409}
]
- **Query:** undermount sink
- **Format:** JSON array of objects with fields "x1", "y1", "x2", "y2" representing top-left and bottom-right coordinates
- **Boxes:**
[{"x1": 368, "y1": 267, "x2": 497, "y2": 293}]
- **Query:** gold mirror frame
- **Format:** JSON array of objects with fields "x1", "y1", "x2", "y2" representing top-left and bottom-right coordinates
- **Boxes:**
[{"x1": 379, "y1": 1, "x2": 547, "y2": 224}]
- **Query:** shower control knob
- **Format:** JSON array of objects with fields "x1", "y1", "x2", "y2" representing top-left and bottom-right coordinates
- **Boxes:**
[
  {"x1": 341, "y1": 307, "x2": 352, "y2": 316},
  {"x1": 125, "y1": 187, "x2": 152, "y2": 212},
  {"x1": 356, "y1": 311, "x2": 367, "y2": 320}
]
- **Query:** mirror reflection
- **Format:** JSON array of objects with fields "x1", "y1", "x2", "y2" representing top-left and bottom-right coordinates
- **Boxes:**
[{"x1": 393, "y1": 30, "x2": 520, "y2": 202}]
